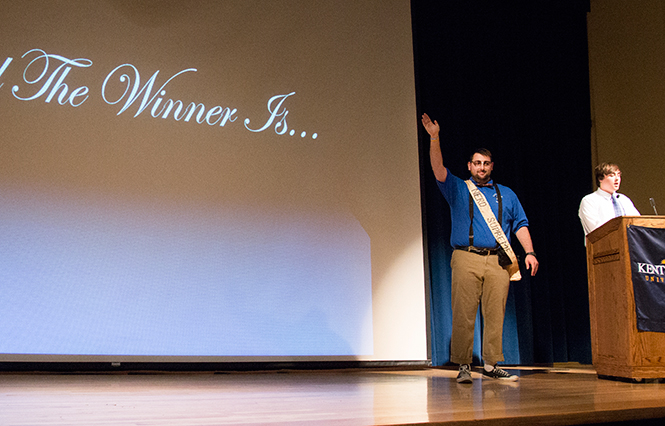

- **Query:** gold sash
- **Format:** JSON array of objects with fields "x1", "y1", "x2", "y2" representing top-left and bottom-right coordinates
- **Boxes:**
[{"x1": 464, "y1": 180, "x2": 521, "y2": 281}]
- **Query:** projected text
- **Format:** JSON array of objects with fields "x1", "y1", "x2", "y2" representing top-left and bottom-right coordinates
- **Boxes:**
[{"x1": 1, "y1": 49, "x2": 319, "y2": 139}]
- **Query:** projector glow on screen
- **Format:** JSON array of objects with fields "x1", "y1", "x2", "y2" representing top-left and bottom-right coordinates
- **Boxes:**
[
  {"x1": 0, "y1": 46, "x2": 369, "y2": 357},
  {"x1": 0, "y1": 0, "x2": 425, "y2": 362},
  {"x1": 0, "y1": 187, "x2": 372, "y2": 356}
]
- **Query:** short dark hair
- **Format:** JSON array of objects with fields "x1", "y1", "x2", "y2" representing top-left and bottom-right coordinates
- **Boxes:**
[
  {"x1": 594, "y1": 162, "x2": 621, "y2": 186},
  {"x1": 469, "y1": 148, "x2": 492, "y2": 162}
]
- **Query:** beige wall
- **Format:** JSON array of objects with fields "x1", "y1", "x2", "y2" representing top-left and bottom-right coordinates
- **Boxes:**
[{"x1": 588, "y1": 0, "x2": 665, "y2": 214}]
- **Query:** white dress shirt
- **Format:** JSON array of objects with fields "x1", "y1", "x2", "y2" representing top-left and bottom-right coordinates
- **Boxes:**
[{"x1": 579, "y1": 188, "x2": 641, "y2": 236}]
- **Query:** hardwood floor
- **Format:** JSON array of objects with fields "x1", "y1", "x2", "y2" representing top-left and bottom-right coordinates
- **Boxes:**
[{"x1": 1, "y1": 365, "x2": 665, "y2": 425}]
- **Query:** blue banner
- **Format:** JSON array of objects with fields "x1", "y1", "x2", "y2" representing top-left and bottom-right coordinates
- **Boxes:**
[{"x1": 626, "y1": 225, "x2": 665, "y2": 333}]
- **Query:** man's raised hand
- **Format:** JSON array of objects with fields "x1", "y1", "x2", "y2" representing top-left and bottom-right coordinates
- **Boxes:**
[{"x1": 421, "y1": 113, "x2": 440, "y2": 138}]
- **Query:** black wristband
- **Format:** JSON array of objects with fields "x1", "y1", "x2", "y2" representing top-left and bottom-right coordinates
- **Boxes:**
[{"x1": 526, "y1": 252, "x2": 537, "y2": 258}]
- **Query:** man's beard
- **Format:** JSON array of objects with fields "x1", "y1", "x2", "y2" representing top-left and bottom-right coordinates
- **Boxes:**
[{"x1": 472, "y1": 171, "x2": 491, "y2": 184}]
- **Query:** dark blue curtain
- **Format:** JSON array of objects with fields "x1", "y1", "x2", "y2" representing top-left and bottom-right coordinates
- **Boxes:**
[{"x1": 412, "y1": 0, "x2": 593, "y2": 366}]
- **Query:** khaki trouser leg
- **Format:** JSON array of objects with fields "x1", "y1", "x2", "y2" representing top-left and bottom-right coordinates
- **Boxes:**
[
  {"x1": 480, "y1": 255, "x2": 510, "y2": 365},
  {"x1": 449, "y1": 250, "x2": 510, "y2": 366}
]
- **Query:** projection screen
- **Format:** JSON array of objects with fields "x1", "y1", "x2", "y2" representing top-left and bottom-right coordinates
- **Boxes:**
[{"x1": 0, "y1": 0, "x2": 426, "y2": 364}]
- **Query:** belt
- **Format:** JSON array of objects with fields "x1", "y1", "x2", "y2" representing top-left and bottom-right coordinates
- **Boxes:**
[{"x1": 456, "y1": 246, "x2": 499, "y2": 256}]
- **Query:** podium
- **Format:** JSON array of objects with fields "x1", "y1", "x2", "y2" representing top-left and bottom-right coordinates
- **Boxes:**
[{"x1": 586, "y1": 216, "x2": 665, "y2": 381}]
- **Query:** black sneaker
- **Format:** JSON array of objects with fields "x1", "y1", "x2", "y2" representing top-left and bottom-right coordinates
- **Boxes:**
[
  {"x1": 482, "y1": 366, "x2": 518, "y2": 381},
  {"x1": 457, "y1": 364, "x2": 472, "y2": 383}
]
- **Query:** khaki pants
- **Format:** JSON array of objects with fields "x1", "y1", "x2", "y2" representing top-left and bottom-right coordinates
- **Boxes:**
[{"x1": 449, "y1": 249, "x2": 510, "y2": 366}]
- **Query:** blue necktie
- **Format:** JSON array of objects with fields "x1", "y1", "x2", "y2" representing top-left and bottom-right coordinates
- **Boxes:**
[{"x1": 612, "y1": 194, "x2": 624, "y2": 217}]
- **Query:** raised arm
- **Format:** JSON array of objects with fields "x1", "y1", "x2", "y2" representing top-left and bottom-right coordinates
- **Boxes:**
[
  {"x1": 515, "y1": 226, "x2": 539, "y2": 276},
  {"x1": 421, "y1": 113, "x2": 448, "y2": 182}
]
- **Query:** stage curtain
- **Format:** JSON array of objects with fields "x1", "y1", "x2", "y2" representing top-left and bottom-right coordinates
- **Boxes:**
[{"x1": 412, "y1": 0, "x2": 593, "y2": 366}]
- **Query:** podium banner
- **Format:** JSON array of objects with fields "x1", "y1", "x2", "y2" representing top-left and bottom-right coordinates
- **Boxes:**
[{"x1": 627, "y1": 225, "x2": 665, "y2": 333}]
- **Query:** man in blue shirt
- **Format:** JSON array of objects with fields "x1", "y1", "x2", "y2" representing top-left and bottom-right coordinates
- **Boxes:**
[{"x1": 422, "y1": 113, "x2": 539, "y2": 384}]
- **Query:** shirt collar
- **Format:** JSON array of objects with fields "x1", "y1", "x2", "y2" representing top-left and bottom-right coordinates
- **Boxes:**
[
  {"x1": 471, "y1": 178, "x2": 494, "y2": 188},
  {"x1": 595, "y1": 187, "x2": 617, "y2": 200}
]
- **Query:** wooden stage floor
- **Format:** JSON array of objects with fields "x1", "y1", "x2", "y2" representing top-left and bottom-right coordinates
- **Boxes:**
[{"x1": 2, "y1": 365, "x2": 665, "y2": 426}]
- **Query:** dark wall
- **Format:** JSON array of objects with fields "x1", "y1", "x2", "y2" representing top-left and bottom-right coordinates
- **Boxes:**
[{"x1": 411, "y1": 0, "x2": 593, "y2": 365}]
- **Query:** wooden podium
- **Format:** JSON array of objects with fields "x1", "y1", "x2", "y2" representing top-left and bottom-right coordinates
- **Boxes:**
[{"x1": 586, "y1": 216, "x2": 665, "y2": 381}]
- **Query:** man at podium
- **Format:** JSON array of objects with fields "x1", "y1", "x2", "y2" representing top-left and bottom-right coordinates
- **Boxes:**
[{"x1": 579, "y1": 162, "x2": 640, "y2": 236}]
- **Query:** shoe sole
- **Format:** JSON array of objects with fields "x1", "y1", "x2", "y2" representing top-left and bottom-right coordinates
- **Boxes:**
[
  {"x1": 482, "y1": 374, "x2": 518, "y2": 381},
  {"x1": 457, "y1": 374, "x2": 473, "y2": 384}
]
